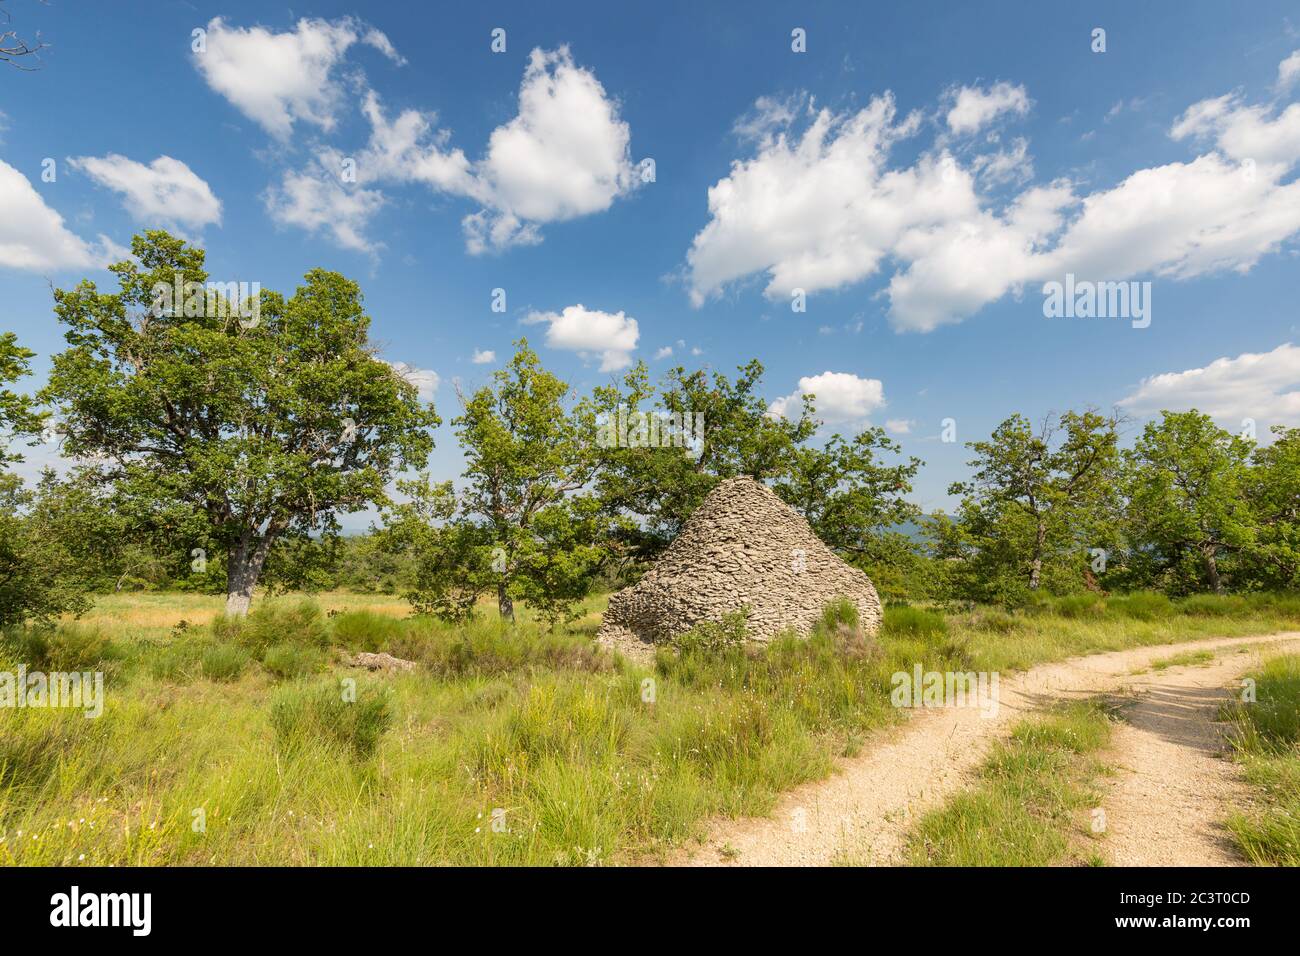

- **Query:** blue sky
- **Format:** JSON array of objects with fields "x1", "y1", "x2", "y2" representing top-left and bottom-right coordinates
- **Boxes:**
[{"x1": 3, "y1": 0, "x2": 1300, "y2": 523}]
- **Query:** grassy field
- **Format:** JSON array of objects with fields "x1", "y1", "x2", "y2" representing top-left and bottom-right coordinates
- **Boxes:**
[
  {"x1": 1222, "y1": 654, "x2": 1300, "y2": 865},
  {"x1": 0, "y1": 590, "x2": 1297, "y2": 866}
]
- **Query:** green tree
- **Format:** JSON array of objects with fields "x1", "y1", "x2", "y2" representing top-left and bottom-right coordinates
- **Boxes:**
[
  {"x1": 949, "y1": 410, "x2": 1122, "y2": 599},
  {"x1": 773, "y1": 426, "x2": 923, "y2": 582},
  {"x1": 592, "y1": 359, "x2": 816, "y2": 562},
  {"x1": 0, "y1": 334, "x2": 86, "y2": 627},
  {"x1": 1123, "y1": 410, "x2": 1255, "y2": 594},
  {"x1": 42, "y1": 231, "x2": 438, "y2": 616},
  {"x1": 451, "y1": 340, "x2": 600, "y2": 621},
  {"x1": 1249, "y1": 426, "x2": 1300, "y2": 590}
]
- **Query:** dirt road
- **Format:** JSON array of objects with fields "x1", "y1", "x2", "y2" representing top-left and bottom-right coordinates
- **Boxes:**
[{"x1": 678, "y1": 632, "x2": 1300, "y2": 866}]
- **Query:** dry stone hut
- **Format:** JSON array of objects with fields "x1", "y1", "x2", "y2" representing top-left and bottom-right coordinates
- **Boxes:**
[{"x1": 597, "y1": 476, "x2": 882, "y2": 660}]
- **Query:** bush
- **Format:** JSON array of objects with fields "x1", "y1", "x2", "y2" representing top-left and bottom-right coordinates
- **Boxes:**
[
  {"x1": 330, "y1": 610, "x2": 407, "y2": 652},
  {"x1": 270, "y1": 681, "x2": 392, "y2": 759},
  {"x1": 1053, "y1": 593, "x2": 1105, "y2": 619},
  {"x1": 1106, "y1": 592, "x2": 1173, "y2": 621},
  {"x1": 1178, "y1": 594, "x2": 1248, "y2": 617},
  {"x1": 389, "y1": 616, "x2": 607, "y2": 677},
  {"x1": 200, "y1": 644, "x2": 250, "y2": 682},
  {"x1": 882, "y1": 605, "x2": 948, "y2": 642},
  {"x1": 214, "y1": 599, "x2": 329, "y2": 655},
  {"x1": 262, "y1": 642, "x2": 327, "y2": 681},
  {"x1": 673, "y1": 610, "x2": 749, "y2": 656},
  {"x1": 0, "y1": 625, "x2": 111, "y2": 671}
]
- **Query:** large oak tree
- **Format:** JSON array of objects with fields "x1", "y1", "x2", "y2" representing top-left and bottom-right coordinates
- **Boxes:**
[{"x1": 43, "y1": 231, "x2": 438, "y2": 615}]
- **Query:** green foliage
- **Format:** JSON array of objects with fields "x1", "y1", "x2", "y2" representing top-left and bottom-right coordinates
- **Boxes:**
[
  {"x1": 1106, "y1": 591, "x2": 1174, "y2": 620},
  {"x1": 329, "y1": 609, "x2": 406, "y2": 652},
  {"x1": 261, "y1": 642, "x2": 327, "y2": 681},
  {"x1": 943, "y1": 410, "x2": 1121, "y2": 602},
  {"x1": 270, "y1": 681, "x2": 393, "y2": 759},
  {"x1": 214, "y1": 599, "x2": 330, "y2": 655},
  {"x1": 1122, "y1": 410, "x2": 1255, "y2": 594},
  {"x1": 671, "y1": 609, "x2": 750, "y2": 656},
  {"x1": 0, "y1": 624, "x2": 111, "y2": 671},
  {"x1": 200, "y1": 644, "x2": 250, "y2": 682},
  {"x1": 1053, "y1": 592, "x2": 1106, "y2": 619},
  {"x1": 882, "y1": 604, "x2": 948, "y2": 642},
  {"x1": 41, "y1": 231, "x2": 439, "y2": 616}
]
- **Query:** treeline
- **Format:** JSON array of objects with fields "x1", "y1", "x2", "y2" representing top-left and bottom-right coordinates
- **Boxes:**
[{"x1": 0, "y1": 232, "x2": 1296, "y2": 630}]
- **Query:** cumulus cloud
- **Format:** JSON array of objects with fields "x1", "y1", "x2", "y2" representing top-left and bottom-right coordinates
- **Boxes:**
[
  {"x1": 524, "y1": 304, "x2": 639, "y2": 371},
  {"x1": 1278, "y1": 50, "x2": 1300, "y2": 92},
  {"x1": 885, "y1": 418, "x2": 914, "y2": 434},
  {"x1": 264, "y1": 169, "x2": 386, "y2": 256},
  {"x1": 653, "y1": 345, "x2": 673, "y2": 359},
  {"x1": 471, "y1": 348, "x2": 496, "y2": 364},
  {"x1": 288, "y1": 46, "x2": 640, "y2": 256},
  {"x1": 769, "y1": 371, "x2": 885, "y2": 423},
  {"x1": 0, "y1": 160, "x2": 123, "y2": 272},
  {"x1": 69, "y1": 155, "x2": 221, "y2": 233},
  {"x1": 193, "y1": 16, "x2": 403, "y2": 140},
  {"x1": 688, "y1": 52, "x2": 1300, "y2": 333},
  {"x1": 945, "y1": 82, "x2": 1031, "y2": 135},
  {"x1": 386, "y1": 361, "x2": 439, "y2": 402},
  {"x1": 1119, "y1": 343, "x2": 1300, "y2": 428}
]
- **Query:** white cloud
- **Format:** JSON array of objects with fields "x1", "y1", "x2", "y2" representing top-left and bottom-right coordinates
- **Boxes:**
[
  {"x1": 769, "y1": 371, "x2": 885, "y2": 423},
  {"x1": 885, "y1": 418, "x2": 913, "y2": 434},
  {"x1": 193, "y1": 16, "x2": 403, "y2": 140},
  {"x1": 945, "y1": 82, "x2": 1031, "y2": 135},
  {"x1": 688, "y1": 53, "x2": 1300, "y2": 332},
  {"x1": 263, "y1": 169, "x2": 386, "y2": 255},
  {"x1": 386, "y1": 361, "x2": 439, "y2": 402},
  {"x1": 1119, "y1": 343, "x2": 1300, "y2": 428},
  {"x1": 653, "y1": 345, "x2": 673, "y2": 359},
  {"x1": 0, "y1": 160, "x2": 123, "y2": 272},
  {"x1": 524, "y1": 304, "x2": 639, "y2": 371},
  {"x1": 69, "y1": 154, "x2": 221, "y2": 233},
  {"x1": 471, "y1": 348, "x2": 496, "y2": 364},
  {"x1": 1278, "y1": 50, "x2": 1300, "y2": 92},
  {"x1": 276, "y1": 46, "x2": 640, "y2": 256},
  {"x1": 971, "y1": 136, "x2": 1033, "y2": 186}
]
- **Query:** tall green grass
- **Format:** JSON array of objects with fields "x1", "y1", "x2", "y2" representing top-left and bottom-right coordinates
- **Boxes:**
[
  {"x1": 0, "y1": 589, "x2": 1295, "y2": 866},
  {"x1": 1221, "y1": 654, "x2": 1300, "y2": 865}
]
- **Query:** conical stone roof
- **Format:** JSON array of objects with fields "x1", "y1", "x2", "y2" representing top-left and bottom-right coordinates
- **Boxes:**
[{"x1": 597, "y1": 476, "x2": 882, "y2": 659}]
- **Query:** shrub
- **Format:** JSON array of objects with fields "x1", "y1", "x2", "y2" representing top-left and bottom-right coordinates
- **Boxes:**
[
  {"x1": 330, "y1": 610, "x2": 407, "y2": 652},
  {"x1": 270, "y1": 681, "x2": 392, "y2": 759},
  {"x1": 882, "y1": 605, "x2": 948, "y2": 642},
  {"x1": 0, "y1": 625, "x2": 111, "y2": 671},
  {"x1": 389, "y1": 617, "x2": 607, "y2": 677},
  {"x1": 262, "y1": 642, "x2": 327, "y2": 681},
  {"x1": 1106, "y1": 592, "x2": 1173, "y2": 621},
  {"x1": 1053, "y1": 593, "x2": 1105, "y2": 619},
  {"x1": 215, "y1": 600, "x2": 329, "y2": 655},
  {"x1": 200, "y1": 644, "x2": 250, "y2": 682},
  {"x1": 1179, "y1": 594, "x2": 1248, "y2": 617},
  {"x1": 672, "y1": 610, "x2": 749, "y2": 656}
]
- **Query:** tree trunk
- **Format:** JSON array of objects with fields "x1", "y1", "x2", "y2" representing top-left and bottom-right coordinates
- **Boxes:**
[
  {"x1": 497, "y1": 578, "x2": 514, "y2": 623},
  {"x1": 225, "y1": 532, "x2": 274, "y2": 617},
  {"x1": 1204, "y1": 547, "x2": 1224, "y2": 595},
  {"x1": 1028, "y1": 519, "x2": 1047, "y2": 590}
]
